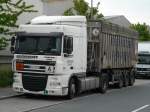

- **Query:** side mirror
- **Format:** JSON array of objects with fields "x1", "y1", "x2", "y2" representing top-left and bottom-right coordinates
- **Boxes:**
[
  {"x1": 11, "y1": 37, "x2": 15, "y2": 46},
  {"x1": 10, "y1": 36, "x2": 16, "y2": 53},
  {"x1": 10, "y1": 46, "x2": 15, "y2": 53}
]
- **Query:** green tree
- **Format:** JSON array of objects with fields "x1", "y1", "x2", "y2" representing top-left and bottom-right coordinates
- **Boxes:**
[
  {"x1": 64, "y1": 0, "x2": 103, "y2": 20},
  {"x1": 0, "y1": 0, "x2": 36, "y2": 50},
  {"x1": 131, "y1": 23, "x2": 150, "y2": 41}
]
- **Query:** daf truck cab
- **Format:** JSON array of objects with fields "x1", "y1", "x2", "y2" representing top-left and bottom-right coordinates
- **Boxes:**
[
  {"x1": 11, "y1": 16, "x2": 87, "y2": 98},
  {"x1": 136, "y1": 42, "x2": 150, "y2": 78}
]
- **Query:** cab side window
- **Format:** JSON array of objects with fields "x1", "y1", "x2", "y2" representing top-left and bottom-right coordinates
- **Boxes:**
[{"x1": 63, "y1": 36, "x2": 73, "y2": 54}]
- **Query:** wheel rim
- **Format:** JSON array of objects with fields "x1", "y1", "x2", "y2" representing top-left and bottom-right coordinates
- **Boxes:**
[
  {"x1": 120, "y1": 79, "x2": 123, "y2": 87},
  {"x1": 71, "y1": 83, "x2": 76, "y2": 97},
  {"x1": 130, "y1": 75, "x2": 134, "y2": 85},
  {"x1": 126, "y1": 76, "x2": 129, "y2": 86},
  {"x1": 103, "y1": 80, "x2": 107, "y2": 90}
]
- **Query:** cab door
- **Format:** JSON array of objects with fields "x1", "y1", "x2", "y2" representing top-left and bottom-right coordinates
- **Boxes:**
[{"x1": 63, "y1": 36, "x2": 74, "y2": 74}]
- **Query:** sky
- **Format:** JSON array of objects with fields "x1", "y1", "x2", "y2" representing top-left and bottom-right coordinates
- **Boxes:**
[{"x1": 85, "y1": 0, "x2": 150, "y2": 25}]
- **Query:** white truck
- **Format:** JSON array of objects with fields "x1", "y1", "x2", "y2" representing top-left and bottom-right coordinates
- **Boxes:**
[
  {"x1": 136, "y1": 42, "x2": 150, "y2": 78},
  {"x1": 11, "y1": 16, "x2": 138, "y2": 99}
]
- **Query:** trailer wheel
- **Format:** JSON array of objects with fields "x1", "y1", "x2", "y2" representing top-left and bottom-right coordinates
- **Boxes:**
[
  {"x1": 99, "y1": 73, "x2": 108, "y2": 94},
  {"x1": 124, "y1": 73, "x2": 129, "y2": 87},
  {"x1": 67, "y1": 78, "x2": 76, "y2": 99},
  {"x1": 129, "y1": 70, "x2": 135, "y2": 86},
  {"x1": 116, "y1": 76, "x2": 123, "y2": 88}
]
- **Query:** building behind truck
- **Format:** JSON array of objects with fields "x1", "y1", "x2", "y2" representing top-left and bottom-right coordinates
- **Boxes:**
[
  {"x1": 136, "y1": 42, "x2": 150, "y2": 78},
  {"x1": 11, "y1": 16, "x2": 138, "y2": 99},
  {"x1": 0, "y1": 0, "x2": 73, "y2": 66}
]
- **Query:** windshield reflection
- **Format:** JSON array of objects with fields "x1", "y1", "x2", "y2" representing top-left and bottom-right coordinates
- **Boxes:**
[
  {"x1": 15, "y1": 35, "x2": 62, "y2": 56},
  {"x1": 138, "y1": 54, "x2": 150, "y2": 64}
]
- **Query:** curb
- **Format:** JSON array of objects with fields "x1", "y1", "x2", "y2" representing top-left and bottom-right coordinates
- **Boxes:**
[{"x1": 0, "y1": 94, "x2": 24, "y2": 100}]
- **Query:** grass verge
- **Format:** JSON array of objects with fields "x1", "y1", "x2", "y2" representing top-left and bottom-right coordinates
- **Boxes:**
[{"x1": 0, "y1": 65, "x2": 13, "y2": 87}]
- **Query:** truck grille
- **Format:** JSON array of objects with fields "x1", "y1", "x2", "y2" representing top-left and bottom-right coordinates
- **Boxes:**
[
  {"x1": 23, "y1": 60, "x2": 56, "y2": 66},
  {"x1": 22, "y1": 73, "x2": 48, "y2": 92},
  {"x1": 16, "y1": 60, "x2": 56, "y2": 74},
  {"x1": 137, "y1": 68, "x2": 150, "y2": 71}
]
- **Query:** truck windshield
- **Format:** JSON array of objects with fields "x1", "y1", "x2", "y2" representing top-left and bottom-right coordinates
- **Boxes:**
[
  {"x1": 15, "y1": 35, "x2": 62, "y2": 56},
  {"x1": 138, "y1": 54, "x2": 150, "y2": 64}
]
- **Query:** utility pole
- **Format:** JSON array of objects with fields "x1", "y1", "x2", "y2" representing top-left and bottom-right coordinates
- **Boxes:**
[{"x1": 91, "y1": 0, "x2": 93, "y2": 19}]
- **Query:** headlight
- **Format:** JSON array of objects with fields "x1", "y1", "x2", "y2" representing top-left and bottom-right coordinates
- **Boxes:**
[
  {"x1": 49, "y1": 76, "x2": 61, "y2": 87},
  {"x1": 49, "y1": 81, "x2": 61, "y2": 87}
]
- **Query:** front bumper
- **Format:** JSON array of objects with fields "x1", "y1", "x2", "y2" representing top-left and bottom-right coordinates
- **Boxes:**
[
  {"x1": 13, "y1": 72, "x2": 69, "y2": 96},
  {"x1": 13, "y1": 86, "x2": 68, "y2": 96},
  {"x1": 136, "y1": 71, "x2": 150, "y2": 77}
]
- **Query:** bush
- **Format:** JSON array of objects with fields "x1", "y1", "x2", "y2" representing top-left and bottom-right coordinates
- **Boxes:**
[
  {"x1": 0, "y1": 37, "x2": 8, "y2": 50},
  {"x1": 0, "y1": 68, "x2": 13, "y2": 87}
]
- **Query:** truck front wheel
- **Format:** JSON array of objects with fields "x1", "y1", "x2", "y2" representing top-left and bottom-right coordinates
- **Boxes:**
[
  {"x1": 67, "y1": 78, "x2": 76, "y2": 99},
  {"x1": 99, "y1": 73, "x2": 108, "y2": 94}
]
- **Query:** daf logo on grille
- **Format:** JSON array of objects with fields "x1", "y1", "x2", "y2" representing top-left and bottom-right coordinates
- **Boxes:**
[
  {"x1": 48, "y1": 67, "x2": 52, "y2": 71},
  {"x1": 46, "y1": 66, "x2": 55, "y2": 73}
]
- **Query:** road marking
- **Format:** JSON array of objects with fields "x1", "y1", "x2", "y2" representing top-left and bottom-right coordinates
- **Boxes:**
[{"x1": 132, "y1": 105, "x2": 149, "y2": 112}]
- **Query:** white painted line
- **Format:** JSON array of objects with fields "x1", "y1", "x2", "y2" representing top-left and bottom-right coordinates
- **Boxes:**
[{"x1": 132, "y1": 105, "x2": 149, "y2": 112}]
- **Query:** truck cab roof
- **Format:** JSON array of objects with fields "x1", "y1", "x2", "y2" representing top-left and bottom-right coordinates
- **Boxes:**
[
  {"x1": 30, "y1": 16, "x2": 87, "y2": 25},
  {"x1": 138, "y1": 42, "x2": 150, "y2": 53}
]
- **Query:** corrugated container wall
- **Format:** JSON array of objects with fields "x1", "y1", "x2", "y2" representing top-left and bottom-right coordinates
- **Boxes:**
[{"x1": 87, "y1": 20, "x2": 138, "y2": 73}]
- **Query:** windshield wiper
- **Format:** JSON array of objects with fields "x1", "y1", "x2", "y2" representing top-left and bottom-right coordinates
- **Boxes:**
[
  {"x1": 29, "y1": 50, "x2": 50, "y2": 55},
  {"x1": 16, "y1": 50, "x2": 60, "y2": 55}
]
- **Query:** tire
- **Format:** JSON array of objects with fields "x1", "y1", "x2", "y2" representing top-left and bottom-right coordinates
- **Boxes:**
[
  {"x1": 116, "y1": 76, "x2": 123, "y2": 88},
  {"x1": 129, "y1": 70, "x2": 135, "y2": 86},
  {"x1": 67, "y1": 78, "x2": 76, "y2": 99},
  {"x1": 99, "y1": 73, "x2": 108, "y2": 94},
  {"x1": 124, "y1": 73, "x2": 129, "y2": 87}
]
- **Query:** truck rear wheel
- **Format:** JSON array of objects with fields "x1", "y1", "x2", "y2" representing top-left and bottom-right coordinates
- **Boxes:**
[
  {"x1": 116, "y1": 76, "x2": 123, "y2": 88},
  {"x1": 67, "y1": 78, "x2": 76, "y2": 99},
  {"x1": 129, "y1": 70, "x2": 135, "y2": 86},
  {"x1": 124, "y1": 73, "x2": 129, "y2": 87},
  {"x1": 99, "y1": 73, "x2": 108, "y2": 94}
]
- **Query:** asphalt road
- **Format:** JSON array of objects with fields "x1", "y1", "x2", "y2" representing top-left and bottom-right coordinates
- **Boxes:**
[
  {"x1": 31, "y1": 79, "x2": 150, "y2": 112},
  {"x1": 0, "y1": 79, "x2": 150, "y2": 112}
]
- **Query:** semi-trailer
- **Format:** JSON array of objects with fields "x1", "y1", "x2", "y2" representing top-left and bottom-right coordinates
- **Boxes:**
[{"x1": 11, "y1": 16, "x2": 138, "y2": 99}]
